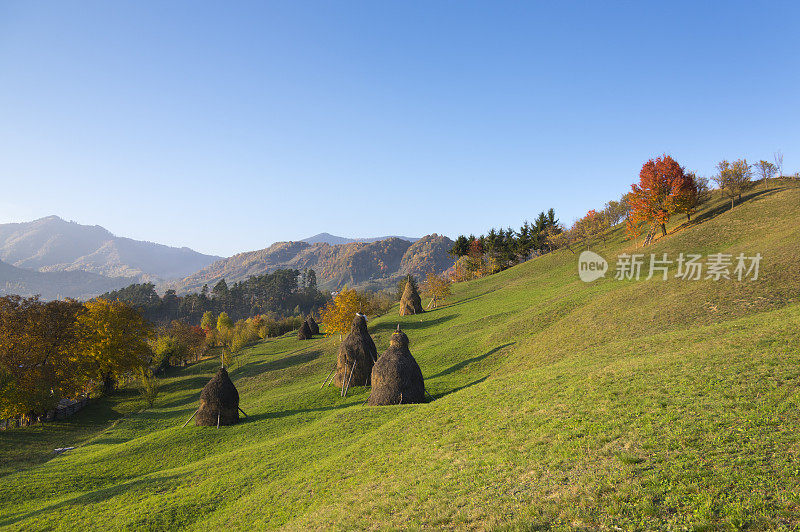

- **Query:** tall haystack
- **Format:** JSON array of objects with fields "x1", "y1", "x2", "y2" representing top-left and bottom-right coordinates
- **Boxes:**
[
  {"x1": 399, "y1": 279, "x2": 424, "y2": 316},
  {"x1": 368, "y1": 325, "x2": 425, "y2": 405},
  {"x1": 298, "y1": 320, "x2": 313, "y2": 340},
  {"x1": 334, "y1": 314, "x2": 377, "y2": 388},
  {"x1": 196, "y1": 367, "x2": 239, "y2": 426},
  {"x1": 307, "y1": 316, "x2": 320, "y2": 335}
]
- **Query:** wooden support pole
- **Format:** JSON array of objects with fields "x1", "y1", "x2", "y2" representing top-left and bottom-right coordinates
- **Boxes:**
[
  {"x1": 216, "y1": 413, "x2": 220, "y2": 429},
  {"x1": 321, "y1": 367, "x2": 336, "y2": 389},
  {"x1": 238, "y1": 407, "x2": 248, "y2": 418},
  {"x1": 181, "y1": 409, "x2": 199, "y2": 428},
  {"x1": 342, "y1": 361, "x2": 356, "y2": 397}
]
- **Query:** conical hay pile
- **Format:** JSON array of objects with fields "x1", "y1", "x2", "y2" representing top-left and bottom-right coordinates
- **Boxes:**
[
  {"x1": 196, "y1": 367, "x2": 240, "y2": 426},
  {"x1": 367, "y1": 326, "x2": 425, "y2": 405},
  {"x1": 333, "y1": 314, "x2": 377, "y2": 387}
]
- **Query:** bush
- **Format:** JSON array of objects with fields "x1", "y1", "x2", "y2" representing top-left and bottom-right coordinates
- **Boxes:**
[{"x1": 137, "y1": 367, "x2": 159, "y2": 408}]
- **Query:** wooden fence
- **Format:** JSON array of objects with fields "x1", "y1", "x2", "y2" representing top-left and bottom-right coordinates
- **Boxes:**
[{"x1": 0, "y1": 396, "x2": 89, "y2": 430}]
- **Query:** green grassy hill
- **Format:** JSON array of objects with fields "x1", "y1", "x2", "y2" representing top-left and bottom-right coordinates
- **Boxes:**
[{"x1": 2, "y1": 183, "x2": 799, "y2": 530}]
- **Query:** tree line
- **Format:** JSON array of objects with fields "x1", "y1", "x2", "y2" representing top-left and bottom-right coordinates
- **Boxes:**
[
  {"x1": 447, "y1": 209, "x2": 562, "y2": 279},
  {"x1": 554, "y1": 152, "x2": 792, "y2": 251},
  {"x1": 98, "y1": 268, "x2": 329, "y2": 325}
]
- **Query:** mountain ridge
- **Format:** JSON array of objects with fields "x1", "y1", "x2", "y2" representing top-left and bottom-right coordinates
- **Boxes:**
[
  {"x1": 167, "y1": 234, "x2": 455, "y2": 293},
  {"x1": 301, "y1": 232, "x2": 420, "y2": 245},
  {"x1": 0, "y1": 215, "x2": 222, "y2": 282}
]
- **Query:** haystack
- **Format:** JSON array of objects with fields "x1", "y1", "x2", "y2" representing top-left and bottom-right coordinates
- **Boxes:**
[
  {"x1": 307, "y1": 316, "x2": 320, "y2": 335},
  {"x1": 334, "y1": 314, "x2": 377, "y2": 388},
  {"x1": 298, "y1": 320, "x2": 313, "y2": 340},
  {"x1": 399, "y1": 279, "x2": 424, "y2": 316},
  {"x1": 195, "y1": 367, "x2": 239, "y2": 426},
  {"x1": 368, "y1": 325, "x2": 425, "y2": 405}
]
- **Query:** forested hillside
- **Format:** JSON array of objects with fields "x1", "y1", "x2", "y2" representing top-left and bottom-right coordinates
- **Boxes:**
[{"x1": 169, "y1": 234, "x2": 455, "y2": 293}]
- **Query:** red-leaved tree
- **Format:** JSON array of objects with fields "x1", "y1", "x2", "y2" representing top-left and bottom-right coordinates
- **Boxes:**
[{"x1": 629, "y1": 155, "x2": 693, "y2": 243}]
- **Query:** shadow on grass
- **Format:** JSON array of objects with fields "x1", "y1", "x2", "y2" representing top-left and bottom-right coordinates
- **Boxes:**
[
  {"x1": 428, "y1": 342, "x2": 515, "y2": 379},
  {"x1": 370, "y1": 313, "x2": 457, "y2": 334},
  {"x1": 686, "y1": 187, "x2": 782, "y2": 227},
  {"x1": 0, "y1": 473, "x2": 186, "y2": 527},
  {"x1": 246, "y1": 403, "x2": 345, "y2": 422},
  {"x1": 230, "y1": 349, "x2": 323, "y2": 380},
  {"x1": 447, "y1": 289, "x2": 497, "y2": 309},
  {"x1": 430, "y1": 376, "x2": 489, "y2": 400}
]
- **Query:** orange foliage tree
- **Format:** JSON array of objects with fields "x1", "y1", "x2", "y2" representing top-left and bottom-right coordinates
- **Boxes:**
[{"x1": 629, "y1": 155, "x2": 695, "y2": 243}]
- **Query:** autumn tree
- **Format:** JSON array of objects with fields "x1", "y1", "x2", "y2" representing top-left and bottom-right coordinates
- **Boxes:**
[
  {"x1": 216, "y1": 312, "x2": 233, "y2": 330},
  {"x1": 714, "y1": 159, "x2": 752, "y2": 208},
  {"x1": 0, "y1": 297, "x2": 84, "y2": 421},
  {"x1": 200, "y1": 310, "x2": 215, "y2": 330},
  {"x1": 319, "y1": 287, "x2": 375, "y2": 339},
  {"x1": 754, "y1": 160, "x2": 777, "y2": 188},
  {"x1": 422, "y1": 272, "x2": 452, "y2": 309},
  {"x1": 695, "y1": 175, "x2": 712, "y2": 205},
  {"x1": 672, "y1": 172, "x2": 700, "y2": 221},
  {"x1": 629, "y1": 154, "x2": 689, "y2": 244},
  {"x1": 545, "y1": 224, "x2": 575, "y2": 253},
  {"x1": 77, "y1": 299, "x2": 153, "y2": 393},
  {"x1": 573, "y1": 210, "x2": 610, "y2": 249},
  {"x1": 603, "y1": 200, "x2": 624, "y2": 226}
]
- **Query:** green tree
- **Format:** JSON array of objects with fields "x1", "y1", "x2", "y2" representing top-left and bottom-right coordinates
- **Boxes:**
[
  {"x1": 217, "y1": 312, "x2": 233, "y2": 331},
  {"x1": 201, "y1": 311, "x2": 216, "y2": 331}
]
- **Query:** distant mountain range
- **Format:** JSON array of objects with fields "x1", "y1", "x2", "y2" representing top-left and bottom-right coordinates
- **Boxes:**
[
  {"x1": 167, "y1": 234, "x2": 455, "y2": 294},
  {"x1": 0, "y1": 216, "x2": 453, "y2": 299},
  {"x1": 0, "y1": 216, "x2": 221, "y2": 298},
  {"x1": 0, "y1": 216, "x2": 222, "y2": 281},
  {"x1": 301, "y1": 232, "x2": 420, "y2": 246}
]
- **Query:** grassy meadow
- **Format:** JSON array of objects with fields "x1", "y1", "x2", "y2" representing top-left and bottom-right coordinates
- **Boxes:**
[{"x1": 1, "y1": 183, "x2": 799, "y2": 530}]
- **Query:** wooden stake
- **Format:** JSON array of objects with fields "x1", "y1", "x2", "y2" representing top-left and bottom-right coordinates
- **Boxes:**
[
  {"x1": 216, "y1": 413, "x2": 220, "y2": 428},
  {"x1": 181, "y1": 409, "x2": 198, "y2": 428},
  {"x1": 342, "y1": 361, "x2": 356, "y2": 397},
  {"x1": 321, "y1": 366, "x2": 336, "y2": 389}
]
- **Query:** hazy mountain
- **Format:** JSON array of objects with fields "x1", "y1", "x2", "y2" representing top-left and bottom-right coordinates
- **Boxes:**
[
  {"x1": 301, "y1": 232, "x2": 420, "y2": 245},
  {"x1": 169, "y1": 234, "x2": 455, "y2": 293},
  {"x1": 0, "y1": 216, "x2": 222, "y2": 282},
  {"x1": 0, "y1": 259, "x2": 131, "y2": 300}
]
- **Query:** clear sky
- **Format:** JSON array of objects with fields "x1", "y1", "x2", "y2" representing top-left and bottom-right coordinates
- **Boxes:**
[{"x1": 1, "y1": 1, "x2": 798, "y2": 257}]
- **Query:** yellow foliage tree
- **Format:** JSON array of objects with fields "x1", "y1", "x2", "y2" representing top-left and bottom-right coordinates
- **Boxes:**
[
  {"x1": 319, "y1": 287, "x2": 375, "y2": 339},
  {"x1": 0, "y1": 296, "x2": 84, "y2": 420},
  {"x1": 422, "y1": 272, "x2": 452, "y2": 309},
  {"x1": 77, "y1": 299, "x2": 153, "y2": 393}
]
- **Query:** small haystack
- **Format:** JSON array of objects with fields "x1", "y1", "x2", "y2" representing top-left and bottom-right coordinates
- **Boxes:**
[
  {"x1": 334, "y1": 313, "x2": 377, "y2": 389},
  {"x1": 367, "y1": 325, "x2": 425, "y2": 405},
  {"x1": 399, "y1": 279, "x2": 424, "y2": 316},
  {"x1": 195, "y1": 367, "x2": 240, "y2": 426},
  {"x1": 307, "y1": 316, "x2": 320, "y2": 335},
  {"x1": 298, "y1": 320, "x2": 313, "y2": 340}
]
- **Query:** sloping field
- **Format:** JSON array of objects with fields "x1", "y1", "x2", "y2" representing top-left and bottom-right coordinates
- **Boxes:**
[{"x1": 1, "y1": 184, "x2": 799, "y2": 530}]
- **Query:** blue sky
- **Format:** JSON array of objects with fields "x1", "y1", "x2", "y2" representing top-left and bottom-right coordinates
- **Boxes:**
[{"x1": 1, "y1": 1, "x2": 797, "y2": 257}]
